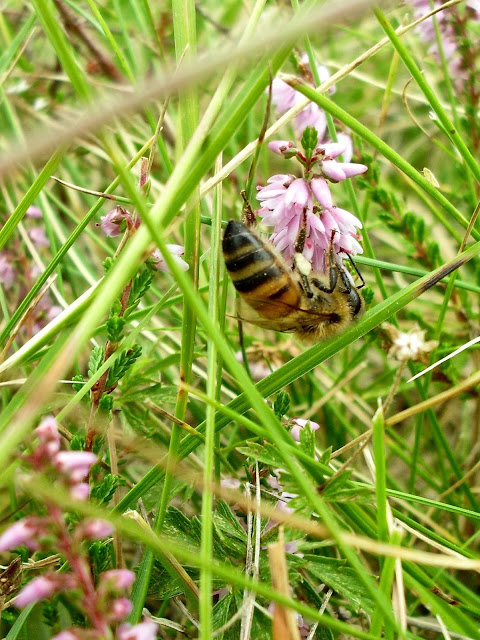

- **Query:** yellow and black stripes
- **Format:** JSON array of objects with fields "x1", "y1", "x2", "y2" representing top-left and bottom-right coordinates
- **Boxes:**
[{"x1": 222, "y1": 220, "x2": 300, "y2": 319}]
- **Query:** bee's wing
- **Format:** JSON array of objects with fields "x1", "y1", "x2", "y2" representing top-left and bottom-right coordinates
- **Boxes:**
[{"x1": 236, "y1": 297, "x2": 333, "y2": 333}]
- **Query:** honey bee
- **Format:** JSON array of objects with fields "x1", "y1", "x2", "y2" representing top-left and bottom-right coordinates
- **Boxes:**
[{"x1": 222, "y1": 219, "x2": 365, "y2": 343}]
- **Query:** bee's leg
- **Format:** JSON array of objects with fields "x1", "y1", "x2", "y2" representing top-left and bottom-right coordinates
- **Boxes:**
[
  {"x1": 294, "y1": 207, "x2": 309, "y2": 254},
  {"x1": 339, "y1": 268, "x2": 363, "y2": 314},
  {"x1": 345, "y1": 252, "x2": 365, "y2": 289},
  {"x1": 311, "y1": 242, "x2": 338, "y2": 294},
  {"x1": 292, "y1": 207, "x2": 315, "y2": 298},
  {"x1": 240, "y1": 190, "x2": 257, "y2": 227}
]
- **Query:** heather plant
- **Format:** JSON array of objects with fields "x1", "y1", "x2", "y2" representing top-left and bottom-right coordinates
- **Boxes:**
[{"x1": 1, "y1": 2, "x2": 480, "y2": 640}]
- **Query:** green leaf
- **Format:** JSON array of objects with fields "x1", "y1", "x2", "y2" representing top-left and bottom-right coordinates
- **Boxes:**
[
  {"x1": 106, "y1": 315, "x2": 126, "y2": 342},
  {"x1": 128, "y1": 269, "x2": 154, "y2": 310},
  {"x1": 299, "y1": 421, "x2": 315, "y2": 458},
  {"x1": 214, "y1": 500, "x2": 248, "y2": 541},
  {"x1": 273, "y1": 391, "x2": 290, "y2": 418},
  {"x1": 236, "y1": 443, "x2": 286, "y2": 468},
  {"x1": 88, "y1": 346, "x2": 104, "y2": 378},
  {"x1": 304, "y1": 555, "x2": 375, "y2": 615},
  {"x1": 106, "y1": 345, "x2": 142, "y2": 388},
  {"x1": 212, "y1": 593, "x2": 232, "y2": 640},
  {"x1": 90, "y1": 474, "x2": 123, "y2": 505}
]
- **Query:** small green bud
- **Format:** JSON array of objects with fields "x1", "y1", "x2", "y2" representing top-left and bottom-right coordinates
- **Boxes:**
[
  {"x1": 274, "y1": 391, "x2": 290, "y2": 418},
  {"x1": 99, "y1": 394, "x2": 113, "y2": 412},
  {"x1": 301, "y1": 126, "x2": 319, "y2": 159}
]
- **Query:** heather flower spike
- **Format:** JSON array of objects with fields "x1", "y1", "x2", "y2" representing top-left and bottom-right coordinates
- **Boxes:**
[
  {"x1": 256, "y1": 126, "x2": 366, "y2": 273},
  {"x1": 270, "y1": 54, "x2": 334, "y2": 136}
]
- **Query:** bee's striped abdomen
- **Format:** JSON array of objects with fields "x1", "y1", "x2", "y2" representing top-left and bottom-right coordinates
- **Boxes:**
[{"x1": 223, "y1": 220, "x2": 300, "y2": 319}]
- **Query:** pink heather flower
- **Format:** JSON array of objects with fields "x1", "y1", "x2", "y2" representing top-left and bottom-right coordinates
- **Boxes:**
[
  {"x1": 70, "y1": 482, "x2": 90, "y2": 501},
  {"x1": 99, "y1": 206, "x2": 131, "y2": 237},
  {"x1": 26, "y1": 205, "x2": 43, "y2": 218},
  {"x1": 28, "y1": 227, "x2": 49, "y2": 247},
  {"x1": 15, "y1": 575, "x2": 58, "y2": 607},
  {"x1": 0, "y1": 254, "x2": 15, "y2": 289},
  {"x1": 310, "y1": 177, "x2": 333, "y2": 208},
  {"x1": 151, "y1": 245, "x2": 189, "y2": 272},
  {"x1": 266, "y1": 474, "x2": 297, "y2": 515},
  {"x1": 111, "y1": 597, "x2": 134, "y2": 620},
  {"x1": 268, "y1": 140, "x2": 296, "y2": 155},
  {"x1": 411, "y1": 1, "x2": 468, "y2": 90},
  {"x1": 35, "y1": 416, "x2": 61, "y2": 455},
  {"x1": 101, "y1": 569, "x2": 136, "y2": 590},
  {"x1": 294, "y1": 102, "x2": 327, "y2": 139},
  {"x1": 0, "y1": 518, "x2": 41, "y2": 551},
  {"x1": 271, "y1": 57, "x2": 334, "y2": 136},
  {"x1": 271, "y1": 77, "x2": 297, "y2": 112},
  {"x1": 47, "y1": 305, "x2": 63, "y2": 322},
  {"x1": 54, "y1": 451, "x2": 97, "y2": 482},
  {"x1": 256, "y1": 175, "x2": 363, "y2": 272},
  {"x1": 337, "y1": 133, "x2": 353, "y2": 163},
  {"x1": 285, "y1": 540, "x2": 304, "y2": 560},
  {"x1": 290, "y1": 418, "x2": 320, "y2": 442},
  {"x1": 117, "y1": 619, "x2": 159, "y2": 640},
  {"x1": 317, "y1": 141, "x2": 368, "y2": 183},
  {"x1": 51, "y1": 631, "x2": 80, "y2": 640},
  {"x1": 78, "y1": 518, "x2": 114, "y2": 541}
]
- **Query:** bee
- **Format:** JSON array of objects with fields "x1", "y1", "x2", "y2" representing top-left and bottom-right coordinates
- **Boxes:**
[{"x1": 222, "y1": 219, "x2": 365, "y2": 343}]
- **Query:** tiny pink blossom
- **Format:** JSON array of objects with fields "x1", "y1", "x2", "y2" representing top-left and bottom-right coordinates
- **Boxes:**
[
  {"x1": 267, "y1": 140, "x2": 294, "y2": 155},
  {"x1": 310, "y1": 177, "x2": 333, "y2": 208},
  {"x1": 28, "y1": 227, "x2": 49, "y2": 247},
  {"x1": 320, "y1": 141, "x2": 348, "y2": 159},
  {"x1": 271, "y1": 77, "x2": 296, "y2": 112},
  {"x1": 339, "y1": 162, "x2": 368, "y2": 179},
  {"x1": 70, "y1": 482, "x2": 90, "y2": 501},
  {"x1": 78, "y1": 518, "x2": 114, "y2": 541},
  {"x1": 294, "y1": 102, "x2": 327, "y2": 139},
  {"x1": 35, "y1": 416, "x2": 61, "y2": 455},
  {"x1": 0, "y1": 518, "x2": 40, "y2": 551},
  {"x1": 117, "y1": 619, "x2": 159, "y2": 640},
  {"x1": 54, "y1": 450, "x2": 97, "y2": 482},
  {"x1": 15, "y1": 575, "x2": 58, "y2": 607},
  {"x1": 321, "y1": 160, "x2": 348, "y2": 182},
  {"x1": 101, "y1": 569, "x2": 135, "y2": 590},
  {"x1": 0, "y1": 254, "x2": 15, "y2": 289},
  {"x1": 26, "y1": 206, "x2": 43, "y2": 218},
  {"x1": 47, "y1": 305, "x2": 63, "y2": 322},
  {"x1": 99, "y1": 207, "x2": 130, "y2": 237},
  {"x1": 151, "y1": 245, "x2": 189, "y2": 273},
  {"x1": 331, "y1": 207, "x2": 362, "y2": 233},
  {"x1": 337, "y1": 133, "x2": 353, "y2": 163},
  {"x1": 271, "y1": 57, "x2": 334, "y2": 136},
  {"x1": 111, "y1": 597, "x2": 133, "y2": 620},
  {"x1": 290, "y1": 418, "x2": 320, "y2": 442},
  {"x1": 51, "y1": 632, "x2": 79, "y2": 640},
  {"x1": 284, "y1": 540, "x2": 303, "y2": 557}
]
